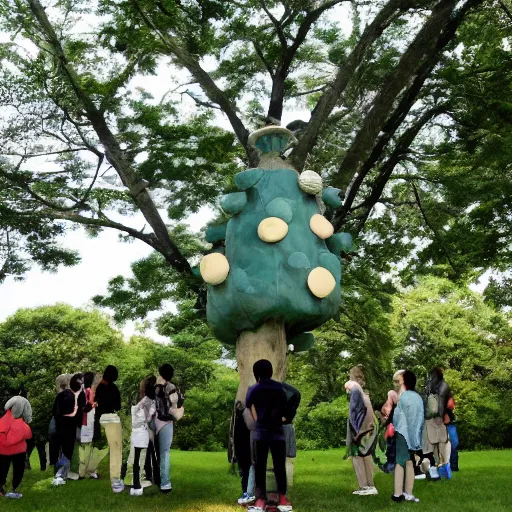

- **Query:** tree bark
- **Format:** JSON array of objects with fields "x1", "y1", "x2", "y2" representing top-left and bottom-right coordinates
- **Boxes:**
[{"x1": 235, "y1": 320, "x2": 287, "y2": 403}]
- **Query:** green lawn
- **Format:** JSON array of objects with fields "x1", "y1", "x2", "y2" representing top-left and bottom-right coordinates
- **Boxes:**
[{"x1": 5, "y1": 449, "x2": 512, "y2": 511}]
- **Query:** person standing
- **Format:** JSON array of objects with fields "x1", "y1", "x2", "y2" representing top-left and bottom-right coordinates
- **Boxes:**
[
  {"x1": 345, "y1": 365, "x2": 378, "y2": 496},
  {"x1": 422, "y1": 367, "x2": 452, "y2": 477},
  {"x1": 52, "y1": 373, "x2": 85, "y2": 486},
  {"x1": 129, "y1": 379, "x2": 156, "y2": 496},
  {"x1": 95, "y1": 365, "x2": 124, "y2": 493},
  {"x1": 246, "y1": 359, "x2": 292, "y2": 512},
  {"x1": 392, "y1": 370, "x2": 424, "y2": 503},
  {"x1": 154, "y1": 363, "x2": 184, "y2": 493},
  {"x1": 378, "y1": 370, "x2": 405, "y2": 473},
  {"x1": 0, "y1": 396, "x2": 32, "y2": 499}
]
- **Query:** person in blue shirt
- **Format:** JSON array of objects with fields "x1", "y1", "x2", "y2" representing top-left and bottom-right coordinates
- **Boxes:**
[
  {"x1": 392, "y1": 370, "x2": 424, "y2": 503},
  {"x1": 246, "y1": 360, "x2": 292, "y2": 512}
]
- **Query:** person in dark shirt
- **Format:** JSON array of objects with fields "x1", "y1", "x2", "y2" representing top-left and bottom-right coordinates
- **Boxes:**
[
  {"x1": 94, "y1": 365, "x2": 124, "y2": 493},
  {"x1": 52, "y1": 373, "x2": 85, "y2": 486},
  {"x1": 245, "y1": 360, "x2": 292, "y2": 512}
]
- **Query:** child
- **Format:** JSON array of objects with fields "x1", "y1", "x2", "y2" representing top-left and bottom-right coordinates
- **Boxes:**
[
  {"x1": 246, "y1": 359, "x2": 292, "y2": 512},
  {"x1": 130, "y1": 379, "x2": 156, "y2": 496},
  {"x1": 0, "y1": 396, "x2": 32, "y2": 499}
]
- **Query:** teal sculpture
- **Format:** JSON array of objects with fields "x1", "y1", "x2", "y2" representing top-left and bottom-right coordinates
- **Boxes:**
[{"x1": 199, "y1": 126, "x2": 352, "y2": 399}]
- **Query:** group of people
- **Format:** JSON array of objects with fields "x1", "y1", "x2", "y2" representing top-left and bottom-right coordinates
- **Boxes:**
[
  {"x1": 2, "y1": 359, "x2": 458, "y2": 509},
  {"x1": 0, "y1": 363, "x2": 184, "y2": 499},
  {"x1": 345, "y1": 365, "x2": 458, "y2": 503}
]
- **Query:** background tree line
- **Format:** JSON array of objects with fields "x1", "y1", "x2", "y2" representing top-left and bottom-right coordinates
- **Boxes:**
[{"x1": 2, "y1": 274, "x2": 511, "y2": 452}]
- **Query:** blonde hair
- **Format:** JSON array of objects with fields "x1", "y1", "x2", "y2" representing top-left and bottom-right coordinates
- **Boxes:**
[{"x1": 349, "y1": 365, "x2": 366, "y2": 390}]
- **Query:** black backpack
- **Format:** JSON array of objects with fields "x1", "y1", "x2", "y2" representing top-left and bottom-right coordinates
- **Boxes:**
[{"x1": 155, "y1": 383, "x2": 184, "y2": 422}]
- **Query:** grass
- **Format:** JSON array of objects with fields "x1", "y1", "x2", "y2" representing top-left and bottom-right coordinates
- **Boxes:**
[{"x1": 4, "y1": 448, "x2": 512, "y2": 511}]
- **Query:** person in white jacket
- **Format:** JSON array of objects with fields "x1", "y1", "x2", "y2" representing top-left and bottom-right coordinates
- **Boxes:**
[{"x1": 130, "y1": 381, "x2": 156, "y2": 496}]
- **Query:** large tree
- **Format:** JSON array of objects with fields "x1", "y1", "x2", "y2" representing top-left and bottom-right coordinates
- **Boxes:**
[{"x1": 1, "y1": 0, "x2": 510, "y2": 390}]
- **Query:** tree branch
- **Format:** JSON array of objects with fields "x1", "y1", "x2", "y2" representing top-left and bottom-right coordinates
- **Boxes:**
[
  {"x1": 498, "y1": 0, "x2": 512, "y2": 22},
  {"x1": 292, "y1": 0, "x2": 407, "y2": 168},
  {"x1": 253, "y1": 40, "x2": 275, "y2": 78},
  {"x1": 332, "y1": 0, "x2": 484, "y2": 192},
  {"x1": 410, "y1": 181, "x2": 460, "y2": 276},
  {"x1": 130, "y1": 0, "x2": 256, "y2": 166},
  {"x1": 259, "y1": 0, "x2": 288, "y2": 49},
  {"x1": 182, "y1": 90, "x2": 221, "y2": 110},
  {"x1": 342, "y1": 106, "x2": 447, "y2": 233},
  {"x1": 27, "y1": 0, "x2": 194, "y2": 275}
]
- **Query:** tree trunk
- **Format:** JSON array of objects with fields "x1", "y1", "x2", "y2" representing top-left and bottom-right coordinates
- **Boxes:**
[{"x1": 235, "y1": 320, "x2": 287, "y2": 404}]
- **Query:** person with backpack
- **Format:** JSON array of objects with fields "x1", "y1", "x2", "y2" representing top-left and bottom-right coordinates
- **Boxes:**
[
  {"x1": 155, "y1": 363, "x2": 184, "y2": 494},
  {"x1": 422, "y1": 367, "x2": 452, "y2": 479},
  {"x1": 52, "y1": 373, "x2": 86, "y2": 486},
  {"x1": 391, "y1": 370, "x2": 424, "y2": 503},
  {"x1": 246, "y1": 359, "x2": 292, "y2": 512},
  {"x1": 95, "y1": 365, "x2": 124, "y2": 493},
  {"x1": 0, "y1": 396, "x2": 32, "y2": 499}
]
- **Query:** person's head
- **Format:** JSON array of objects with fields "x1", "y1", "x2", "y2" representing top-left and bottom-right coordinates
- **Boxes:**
[
  {"x1": 103, "y1": 365, "x2": 118, "y2": 383},
  {"x1": 159, "y1": 363, "x2": 174, "y2": 382},
  {"x1": 253, "y1": 359, "x2": 273, "y2": 382},
  {"x1": 431, "y1": 367, "x2": 444, "y2": 381},
  {"x1": 393, "y1": 370, "x2": 405, "y2": 393},
  {"x1": 70, "y1": 373, "x2": 84, "y2": 393},
  {"x1": 403, "y1": 370, "x2": 417, "y2": 391},
  {"x1": 56, "y1": 374, "x2": 71, "y2": 393},
  {"x1": 349, "y1": 365, "x2": 365, "y2": 389},
  {"x1": 144, "y1": 379, "x2": 156, "y2": 400},
  {"x1": 83, "y1": 372, "x2": 95, "y2": 389}
]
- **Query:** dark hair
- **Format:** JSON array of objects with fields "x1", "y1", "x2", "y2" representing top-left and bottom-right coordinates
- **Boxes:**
[
  {"x1": 103, "y1": 365, "x2": 118, "y2": 383},
  {"x1": 159, "y1": 364, "x2": 174, "y2": 382},
  {"x1": 84, "y1": 372, "x2": 95, "y2": 389},
  {"x1": 431, "y1": 367, "x2": 444, "y2": 381},
  {"x1": 253, "y1": 359, "x2": 273, "y2": 381},
  {"x1": 144, "y1": 380, "x2": 156, "y2": 400},
  {"x1": 70, "y1": 373, "x2": 83, "y2": 392},
  {"x1": 403, "y1": 370, "x2": 417, "y2": 391}
]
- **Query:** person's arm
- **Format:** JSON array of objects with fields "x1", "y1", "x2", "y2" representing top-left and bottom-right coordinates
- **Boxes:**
[
  {"x1": 251, "y1": 404, "x2": 258, "y2": 421},
  {"x1": 114, "y1": 384, "x2": 121, "y2": 412},
  {"x1": 246, "y1": 387, "x2": 257, "y2": 421}
]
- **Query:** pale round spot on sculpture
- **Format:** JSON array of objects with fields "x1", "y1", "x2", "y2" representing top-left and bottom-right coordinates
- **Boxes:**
[
  {"x1": 298, "y1": 170, "x2": 323, "y2": 195},
  {"x1": 310, "y1": 214, "x2": 334, "y2": 239},
  {"x1": 199, "y1": 253, "x2": 230, "y2": 285},
  {"x1": 258, "y1": 217, "x2": 289, "y2": 243},
  {"x1": 307, "y1": 267, "x2": 336, "y2": 298}
]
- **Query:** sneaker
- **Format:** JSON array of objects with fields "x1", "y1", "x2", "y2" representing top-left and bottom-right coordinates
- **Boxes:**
[
  {"x1": 404, "y1": 492, "x2": 420, "y2": 502},
  {"x1": 52, "y1": 477, "x2": 66, "y2": 486},
  {"x1": 444, "y1": 462, "x2": 452, "y2": 479},
  {"x1": 391, "y1": 494, "x2": 405, "y2": 502},
  {"x1": 5, "y1": 492, "x2": 23, "y2": 499},
  {"x1": 141, "y1": 480, "x2": 152, "y2": 488},
  {"x1": 428, "y1": 466, "x2": 440, "y2": 480},
  {"x1": 248, "y1": 499, "x2": 266, "y2": 512},
  {"x1": 67, "y1": 472, "x2": 79, "y2": 481},
  {"x1": 415, "y1": 474, "x2": 426, "y2": 480},
  {"x1": 89, "y1": 472, "x2": 100, "y2": 480},
  {"x1": 238, "y1": 492, "x2": 256, "y2": 505},
  {"x1": 130, "y1": 488, "x2": 143, "y2": 496},
  {"x1": 160, "y1": 482, "x2": 172, "y2": 493},
  {"x1": 278, "y1": 494, "x2": 293, "y2": 511},
  {"x1": 361, "y1": 486, "x2": 378, "y2": 495},
  {"x1": 112, "y1": 479, "x2": 125, "y2": 493}
]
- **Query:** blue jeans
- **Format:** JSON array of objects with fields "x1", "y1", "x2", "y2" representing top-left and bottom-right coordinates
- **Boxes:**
[{"x1": 158, "y1": 423, "x2": 174, "y2": 487}]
